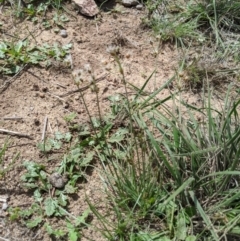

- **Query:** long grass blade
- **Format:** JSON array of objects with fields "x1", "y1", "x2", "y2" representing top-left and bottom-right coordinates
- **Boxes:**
[{"x1": 189, "y1": 191, "x2": 219, "y2": 241}]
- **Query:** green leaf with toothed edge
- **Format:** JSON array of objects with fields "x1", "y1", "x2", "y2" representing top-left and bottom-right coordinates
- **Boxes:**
[{"x1": 44, "y1": 198, "x2": 56, "y2": 216}]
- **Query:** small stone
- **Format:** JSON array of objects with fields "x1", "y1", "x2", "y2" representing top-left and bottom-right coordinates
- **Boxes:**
[
  {"x1": 122, "y1": 0, "x2": 139, "y2": 7},
  {"x1": 2, "y1": 202, "x2": 8, "y2": 210},
  {"x1": 85, "y1": 190, "x2": 91, "y2": 196},
  {"x1": 60, "y1": 29, "x2": 68, "y2": 38},
  {"x1": 49, "y1": 173, "x2": 67, "y2": 189},
  {"x1": 136, "y1": 4, "x2": 143, "y2": 10},
  {"x1": 39, "y1": 93, "x2": 45, "y2": 98},
  {"x1": 53, "y1": 28, "x2": 60, "y2": 33},
  {"x1": 75, "y1": 96, "x2": 80, "y2": 100},
  {"x1": 125, "y1": 53, "x2": 131, "y2": 58},
  {"x1": 73, "y1": 0, "x2": 99, "y2": 17},
  {"x1": 30, "y1": 107, "x2": 34, "y2": 111}
]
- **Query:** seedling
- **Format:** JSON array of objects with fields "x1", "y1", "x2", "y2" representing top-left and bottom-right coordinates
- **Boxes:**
[{"x1": 37, "y1": 131, "x2": 72, "y2": 153}]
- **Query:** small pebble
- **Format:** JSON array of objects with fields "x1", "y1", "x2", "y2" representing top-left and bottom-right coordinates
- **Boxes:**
[
  {"x1": 2, "y1": 202, "x2": 8, "y2": 210},
  {"x1": 39, "y1": 93, "x2": 45, "y2": 98},
  {"x1": 122, "y1": 0, "x2": 139, "y2": 7},
  {"x1": 60, "y1": 29, "x2": 68, "y2": 38},
  {"x1": 30, "y1": 107, "x2": 34, "y2": 111},
  {"x1": 125, "y1": 53, "x2": 131, "y2": 58},
  {"x1": 85, "y1": 190, "x2": 91, "y2": 196},
  {"x1": 53, "y1": 28, "x2": 60, "y2": 33},
  {"x1": 136, "y1": 4, "x2": 143, "y2": 10}
]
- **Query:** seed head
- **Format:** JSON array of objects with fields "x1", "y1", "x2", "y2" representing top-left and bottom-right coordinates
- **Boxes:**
[
  {"x1": 72, "y1": 69, "x2": 84, "y2": 86},
  {"x1": 106, "y1": 45, "x2": 119, "y2": 56}
]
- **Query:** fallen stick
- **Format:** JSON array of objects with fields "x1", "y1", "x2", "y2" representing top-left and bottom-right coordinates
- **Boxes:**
[
  {"x1": 0, "y1": 128, "x2": 33, "y2": 139},
  {"x1": 41, "y1": 116, "x2": 48, "y2": 141},
  {"x1": 3, "y1": 117, "x2": 23, "y2": 121},
  {"x1": 55, "y1": 82, "x2": 67, "y2": 89},
  {"x1": 47, "y1": 92, "x2": 65, "y2": 102},
  {"x1": 60, "y1": 74, "x2": 107, "y2": 97}
]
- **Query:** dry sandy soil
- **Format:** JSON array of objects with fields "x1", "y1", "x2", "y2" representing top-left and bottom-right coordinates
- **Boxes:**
[{"x1": 0, "y1": 1, "x2": 229, "y2": 240}]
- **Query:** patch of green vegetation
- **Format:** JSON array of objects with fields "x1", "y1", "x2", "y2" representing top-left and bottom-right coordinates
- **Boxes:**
[
  {"x1": 0, "y1": 40, "x2": 72, "y2": 74},
  {"x1": 0, "y1": 1, "x2": 72, "y2": 76},
  {"x1": 14, "y1": 92, "x2": 136, "y2": 239},
  {"x1": 145, "y1": 0, "x2": 240, "y2": 89},
  {"x1": 0, "y1": 138, "x2": 19, "y2": 179},
  {"x1": 0, "y1": 0, "x2": 70, "y2": 33},
  {"x1": 13, "y1": 153, "x2": 90, "y2": 239},
  {"x1": 9, "y1": 202, "x2": 89, "y2": 241},
  {"x1": 6, "y1": 127, "x2": 93, "y2": 239},
  {"x1": 146, "y1": 0, "x2": 240, "y2": 44},
  {"x1": 0, "y1": 0, "x2": 67, "y2": 18}
]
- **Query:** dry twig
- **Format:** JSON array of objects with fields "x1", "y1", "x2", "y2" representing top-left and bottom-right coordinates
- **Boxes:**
[
  {"x1": 0, "y1": 128, "x2": 32, "y2": 139},
  {"x1": 60, "y1": 74, "x2": 107, "y2": 97},
  {"x1": 41, "y1": 117, "x2": 48, "y2": 141},
  {"x1": 3, "y1": 117, "x2": 22, "y2": 121}
]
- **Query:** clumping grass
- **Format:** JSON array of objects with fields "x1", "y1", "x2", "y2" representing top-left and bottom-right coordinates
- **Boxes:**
[
  {"x1": 86, "y1": 72, "x2": 240, "y2": 240},
  {"x1": 145, "y1": 0, "x2": 240, "y2": 89},
  {"x1": 69, "y1": 46, "x2": 240, "y2": 240},
  {"x1": 146, "y1": 0, "x2": 240, "y2": 45}
]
